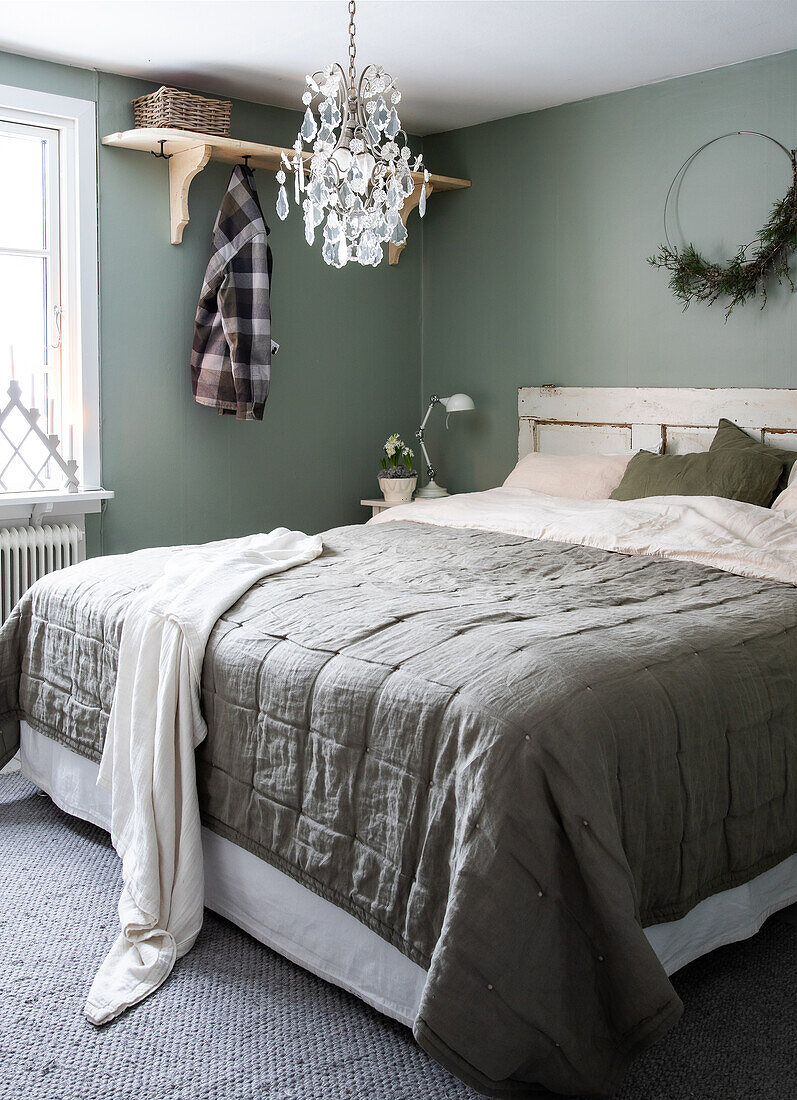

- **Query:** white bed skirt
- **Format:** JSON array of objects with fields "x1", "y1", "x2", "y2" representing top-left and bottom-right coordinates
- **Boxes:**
[{"x1": 20, "y1": 721, "x2": 797, "y2": 1022}]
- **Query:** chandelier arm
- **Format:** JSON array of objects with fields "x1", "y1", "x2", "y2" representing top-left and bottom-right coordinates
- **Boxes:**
[
  {"x1": 356, "y1": 67, "x2": 372, "y2": 136},
  {"x1": 331, "y1": 62, "x2": 349, "y2": 94},
  {"x1": 326, "y1": 62, "x2": 353, "y2": 179},
  {"x1": 335, "y1": 61, "x2": 351, "y2": 149}
]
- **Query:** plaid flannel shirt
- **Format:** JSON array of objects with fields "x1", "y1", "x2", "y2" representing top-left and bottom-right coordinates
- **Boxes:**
[{"x1": 191, "y1": 166, "x2": 277, "y2": 421}]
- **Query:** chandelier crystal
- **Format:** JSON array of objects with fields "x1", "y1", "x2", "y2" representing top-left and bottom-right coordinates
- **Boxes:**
[{"x1": 275, "y1": 0, "x2": 429, "y2": 268}]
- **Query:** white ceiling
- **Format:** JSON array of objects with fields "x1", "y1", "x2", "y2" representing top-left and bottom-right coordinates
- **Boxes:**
[{"x1": 1, "y1": 1, "x2": 796, "y2": 134}]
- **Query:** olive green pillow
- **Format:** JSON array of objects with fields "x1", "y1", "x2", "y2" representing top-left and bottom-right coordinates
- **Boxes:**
[
  {"x1": 709, "y1": 418, "x2": 797, "y2": 497},
  {"x1": 610, "y1": 449, "x2": 784, "y2": 507}
]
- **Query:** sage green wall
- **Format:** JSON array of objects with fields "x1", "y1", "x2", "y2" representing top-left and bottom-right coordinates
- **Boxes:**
[
  {"x1": 0, "y1": 51, "x2": 423, "y2": 554},
  {"x1": 421, "y1": 50, "x2": 797, "y2": 494},
  {"x1": 5, "y1": 47, "x2": 797, "y2": 529}
]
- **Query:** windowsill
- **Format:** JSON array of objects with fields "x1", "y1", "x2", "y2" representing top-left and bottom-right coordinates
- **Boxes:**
[{"x1": 0, "y1": 487, "x2": 113, "y2": 525}]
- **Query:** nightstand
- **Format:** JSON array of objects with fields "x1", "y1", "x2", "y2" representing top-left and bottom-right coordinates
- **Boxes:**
[{"x1": 360, "y1": 498, "x2": 405, "y2": 518}]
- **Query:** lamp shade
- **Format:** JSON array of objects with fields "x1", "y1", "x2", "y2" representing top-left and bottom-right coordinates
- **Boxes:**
[{"x1": 441, "y1": 393, "x2": 475, "y2": 413}]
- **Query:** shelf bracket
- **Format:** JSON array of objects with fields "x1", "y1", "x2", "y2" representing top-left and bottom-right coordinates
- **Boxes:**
[
  {"x1": 169, "y1": 143, "x2": 212, "y2": 244},
  {"x1": 389, "y1": 181, "x2": 433, "y2": 266}
]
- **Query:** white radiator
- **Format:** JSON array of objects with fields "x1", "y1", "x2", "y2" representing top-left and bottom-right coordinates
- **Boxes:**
[{"x1": 0, "y1": 523, "x2": 84, "y2": 622}]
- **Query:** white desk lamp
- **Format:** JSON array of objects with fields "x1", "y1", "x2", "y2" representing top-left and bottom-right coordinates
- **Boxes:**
[{"x1": 415, "y1": 392, "x2": 475, "y2": 498}]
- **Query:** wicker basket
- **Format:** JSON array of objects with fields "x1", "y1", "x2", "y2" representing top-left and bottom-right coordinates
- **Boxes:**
[{"x1": 132, "y1": 86, "x2": 231, "y2": 136}]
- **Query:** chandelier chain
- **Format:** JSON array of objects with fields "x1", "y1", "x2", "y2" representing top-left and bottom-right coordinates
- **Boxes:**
[{"x1": 347, "y1": 0, "x2": 357, "y2": 94}]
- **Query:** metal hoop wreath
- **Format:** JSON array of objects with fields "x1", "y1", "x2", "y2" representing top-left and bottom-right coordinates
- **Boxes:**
[{"x1": 662, "y1": 130, "x2": 794, "y2": 250}]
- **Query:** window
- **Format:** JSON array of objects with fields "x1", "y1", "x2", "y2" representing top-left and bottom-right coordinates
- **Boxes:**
[
  {"x1": 0, "y1": 119, "x2": 64, "y2": 488},
  {"x1": 0, "y1": 85, "x2": 100, "y2": 493}
]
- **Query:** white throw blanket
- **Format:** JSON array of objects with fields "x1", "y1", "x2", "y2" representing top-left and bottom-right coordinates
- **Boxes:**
[
  {"x1": 370, "y1": 487, "x2": 797, "y2": 586},
  {"x1": 85, "y1": 529, "x2": 323, "y2": 1025}
]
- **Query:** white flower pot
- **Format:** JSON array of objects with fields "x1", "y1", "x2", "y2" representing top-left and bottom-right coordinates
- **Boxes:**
[{"x1": 378, "y1": 476, "x2": 417, "y2": 504}]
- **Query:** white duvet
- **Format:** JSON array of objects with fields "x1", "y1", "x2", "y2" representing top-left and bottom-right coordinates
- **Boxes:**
[
  {"x1": 370, "y1": 487, "x2": 797, "y2": 586},
  {"x1": 85, "y1": 529, "x2": 323, "y2": 1025}
]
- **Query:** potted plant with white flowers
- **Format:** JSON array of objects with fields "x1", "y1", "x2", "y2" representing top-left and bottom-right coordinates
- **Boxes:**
[{"x1": 378, "y1": 434, "x2": 417, "y2": 504}]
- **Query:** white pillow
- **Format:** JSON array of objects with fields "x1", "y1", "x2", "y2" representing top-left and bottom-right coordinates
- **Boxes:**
[
  {"x1": 503, "y1": 452, "x2": 633, "y2": 500},
  {"x1": 771, "y1": 462, "x2": 797, "y2": 515}
]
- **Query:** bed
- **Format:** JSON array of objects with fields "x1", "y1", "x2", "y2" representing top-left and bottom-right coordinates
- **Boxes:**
[{"x1": 2, "y1": 386, "x2": 797, "y2": 1099}]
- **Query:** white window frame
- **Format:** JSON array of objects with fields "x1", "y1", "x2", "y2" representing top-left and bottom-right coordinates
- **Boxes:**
[{"x1": 0, "y1": 83, "x2": 101, "y2": 491}]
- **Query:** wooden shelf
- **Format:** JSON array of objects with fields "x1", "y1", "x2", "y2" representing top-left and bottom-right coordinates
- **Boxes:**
[{"x1": 101, "y1": 128, "x2": 470, "y2": 263}]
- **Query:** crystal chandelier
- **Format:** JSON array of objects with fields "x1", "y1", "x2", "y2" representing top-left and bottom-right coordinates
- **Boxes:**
[{"x1": 275, "y1": 0, "x2": 429, "y2": 268}]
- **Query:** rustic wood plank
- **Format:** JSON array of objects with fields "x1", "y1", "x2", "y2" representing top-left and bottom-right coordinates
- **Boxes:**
[
  {"x1": 518, "y1": 387, "x2": 797, "y2": 460},
  {"x1": 533, "y1": 421, "x2": 632, "y2": 455},
  {"x1": 518, "y1": 386, "x2": 797, "y2": 431}
]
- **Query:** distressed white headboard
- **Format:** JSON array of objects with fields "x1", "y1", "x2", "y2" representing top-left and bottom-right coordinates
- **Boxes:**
[{"x1": 518, "y1": 386, "x2": 797, "y2": 459}]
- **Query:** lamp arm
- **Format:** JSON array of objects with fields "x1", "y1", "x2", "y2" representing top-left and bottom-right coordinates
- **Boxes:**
[
  {"x1": 418, "y1": 437, "x2": 435, "y2": 479},
  {"x1": 419, "y1": 394, "x2": 440, "y2": 432},
  {"x1": 416, "y1": 395, "x2": 441, "y2": 479}
]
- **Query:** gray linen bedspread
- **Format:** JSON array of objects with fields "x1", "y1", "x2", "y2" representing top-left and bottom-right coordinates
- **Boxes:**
[{"x1": 2, "y1": 520, "x2": 797, "y2": 1098}]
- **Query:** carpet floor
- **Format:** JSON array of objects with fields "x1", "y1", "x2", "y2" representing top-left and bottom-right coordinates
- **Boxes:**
[{"x1": 1, "y1": 771, "x2": 796, "y2": 1100}]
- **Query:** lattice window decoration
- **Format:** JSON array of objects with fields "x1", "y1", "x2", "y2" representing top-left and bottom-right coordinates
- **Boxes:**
[{"x1": 0, "y1": 377, "x2": 78, "y2": 493}]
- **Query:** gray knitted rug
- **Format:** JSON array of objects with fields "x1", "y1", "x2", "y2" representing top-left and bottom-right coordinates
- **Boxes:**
[{"x1": 2, "y1": 773, "x2": 796, "y2": 1100}]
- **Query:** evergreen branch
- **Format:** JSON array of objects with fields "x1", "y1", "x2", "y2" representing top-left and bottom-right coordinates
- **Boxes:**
[{"x1": 648, "y1": 152, "x2": 797, "y2": 319}]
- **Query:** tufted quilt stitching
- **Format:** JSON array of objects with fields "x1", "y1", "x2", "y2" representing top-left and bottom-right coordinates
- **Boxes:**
[{"x1": 2, "y1": 521, "x2": 797, "y2": 1097}]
